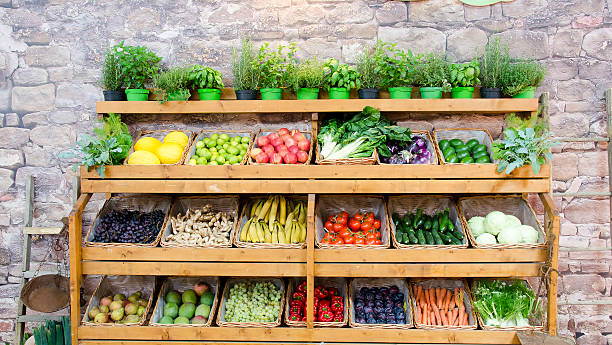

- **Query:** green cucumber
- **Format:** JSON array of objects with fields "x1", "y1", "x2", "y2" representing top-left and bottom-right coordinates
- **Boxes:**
[
  {"x1": 432, "y1": 228, "x2": 444, "y2": 245},
  {"x1": 438, "y1": 140, "x2": 450, "y2": 151},
  {"x1": 416, "y1": 229, "x2": 426, "y2": 245},
  {"x1": 408, "y1": 230, "x2": 418, "y2": 244},
  {"x1": 450, "y1": 139, "x2": 464, "y2": 147},
  {"x1": 424, "y1": 218, "x2": 433, "y2": 230},
  {"x1": 447, "y1": 220, "x2": 456, "y2": 232},
  {"x1": 424, "y1": 231, "x2": 434, "y2": 245},
  {"x1": 460, "y1": 156, "x2": 475, "y2": 164},
  {"x1": 465, "y1": 139, "x2": 479, "y2": 149},
  {"x1": 440, "y1": 233, "x2": 453, "y2": 244}
]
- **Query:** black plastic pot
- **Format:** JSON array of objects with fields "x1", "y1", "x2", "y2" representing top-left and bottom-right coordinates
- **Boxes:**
[
  {"x1": 103, "y1": 90, "x2": 126, "y2": 101},
  {"x1": 236, "y1": 90, "x2": 257, "y2": 100},
  {"x1": 358, "y1": 88, "x2": 379, "y2": 99},
  {"x1": 480, "y1": 87, "x2": 501, "y2": 99}
]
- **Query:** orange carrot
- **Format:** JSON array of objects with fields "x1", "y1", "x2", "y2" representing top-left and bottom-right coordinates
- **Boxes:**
[
  {"x1": 430, "y1": 311, "x2": 436, "y2": 325},
  {"x1": 451, "y1": 307, "x2": 458, "y2": 326},
  {"x1": 422, "y1": 305, "x2": 428, "y2": 324},
  {"x1": 449, "y1": 289, "x2": 456, "y2": 310},
  {"x1": 427, "y1": 289, "x2": 434, "y2": 307},
  {"x1": 458, "y1": 305, "x2": 465, "y2": 326},
  {"x1": 433, "y1": 306, "x2": 441, "y2": 325},
  {"x1": 440, "y1": 310, "x2": 448, "y2": 326},
  {"x1": 415, "y1": 304, "x2": 421, "y2": 324},
  {"x1": 443, "y1": 289, "x2": 451, "y2": 310},
  {"x1": 463, "y1": 313, "x2": 469, "y2": 326},
  {"x1": 416, "y1": 285, "x2": 423, "y2": 303}
]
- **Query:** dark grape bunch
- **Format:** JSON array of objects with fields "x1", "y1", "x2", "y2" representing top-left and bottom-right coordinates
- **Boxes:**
[
  {"x1": 354, "y1": 285, "x2": 406, "y2": 325},
  {"x1": 93, "y1": 209, "x2": 165, "y2": 244}
]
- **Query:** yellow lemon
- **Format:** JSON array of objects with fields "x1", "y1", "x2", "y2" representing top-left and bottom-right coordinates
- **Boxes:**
[
  {"x1": 127, "y1": 151, "x2": 160, "y2": 165},
  {"x1": 134, "y1": 136, "x2": 162, "y2": 153},
  {"x1": 156, "y1": 143, "x2": 184, "y2": 164},
  {"x1": 163, "y1": 131, "x2": 189, "y2": 148}
]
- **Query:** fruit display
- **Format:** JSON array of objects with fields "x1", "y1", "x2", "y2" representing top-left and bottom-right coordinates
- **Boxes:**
[
  {"x1": 287, "y1": 281, "x2": 345, "y2": 323},
  {"x1": 222, "y1": 280, "x2": 282, "y2": 323},
  {"x1": 352, "y1": 284, "x2": 407, "y2": 325},
  {"x1": 468, "y1": 211, "x2": 540, "y2": 245},
  {"x1": 438, "y1": 138, "x2": 491, "y2": 164},
  {"x1": 92, "y1": 209, "x2": 165, "y2": 244},
  {"x1": 392, "y1": 208, "x2": 464, "y2": 246},
  {"x1": 88, "y1": 291, "x2": 148, "y2": 324},
  {"x1": 321, "y1": 211, "x2": 382, "y2": 246},
  {"x1": 187, "y1": 132, "x2": 251, "y2": 166},
  {"x1": 165, "y1": 204, "x2": 234, "y2": 247},
  {"x1": 238, "y1": 195, "x2": 306, "y2": 245},
  {"x1": 412, "y1": 282, "x2": 472, "y2": 327},
  {"x1": 156, "y1": 282, "x2": 215, "y2": 325},
  {"x1": 379, "y1": 135, "x2": 433, "y2": 164},
  {"x1": 127, "y1": 131, "x2": 191, "y2": 165},
  {"x1": 250, "y1": 128, "x2": 311, "y2": 164}
]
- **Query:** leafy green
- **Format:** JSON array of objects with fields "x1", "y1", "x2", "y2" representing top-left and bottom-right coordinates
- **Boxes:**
[
  {"x1": 472, "y1": 279, "x2": 542, "y2": 328},
  {"x1": 379, "y1": 42, "x2": 421, "y2": 88},
  {"x1": 100, "y1": 48, "x2": 122, "y2": 91},
  {"x1": 493, "y1": 126, "x2": 555, "y2": 175},
  {"x1": 232, "y1": 36, "x2": 259, "y2": 91},
  {"x1": 112, "y1": 41, "x2": 161, "y2": 89},
  {"x1": 414, "y1": 53, "x2": 451, "y2": 91},
  {"x1": 479, "y1": 37, "x2": 509, "y2": 88},
  {"x1": 500, "y1": 58, "x2": 546, "y2": 96},
  {"x1": 254, "y1": 42, "x2": 297, "y2": 89},
  {"x1": 289, "y1": 57, "x2": 325, "y2": 92},
  {"x1": 323, "y1": 58, "x2": 361, "y2": 91},
  {"x1": 153, "y1": 66, "x2": 192, "y2": 102},
  {"x1": 449, "y1": 60, "x2": 481, "y2": 87},
  {"x1": 355, "y1": 41, "x2": 386, "y2": 89},
  {"x1": 189, "y1": 65, "x2": 224, "y2": 90}
]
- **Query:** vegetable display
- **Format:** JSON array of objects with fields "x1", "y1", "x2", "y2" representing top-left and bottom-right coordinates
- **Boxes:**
[
  {"x1": 493, "y1": 126, "x2": 555, "y2": 175},
  {"x1": 321, "y1": 211, "x2": 382, "y2": 246},
  {"x1": 223, "y1": 280, "x2": 282, "y2": 323},
  {"x1": 188, "y1": 133, "x2": 250, "y2": 165},
  {"x1": 157, "y1": 284, "x2": 215, "y2": 325},
  {"x1": 413, "y1": 285, "x2": 470, "y2": 326},
  {"x1": 166, "y1": 204, "x2": 234, "y2": 246},
  {"x1": 468, "y1": 211, "x2": 540, "y2": 245},
  {"x1": 239, "y1": 195, "x2": 307, "y2": 244},
  {"x1": 318, "y1": 106, "x2": 412, "y2": 160},
  {"x1": 288, "y1": 281, "x2": 344, "y2": 323},
  {"x1": 251, "y1": 129, "x2": 311, "y2": 164},
  {"x1": 472, "y1": 279, "x2": 542, "y2": 328},
  {"x1": 392, "y1": 209, "x2": 464, "y2": 246},
  {"x1": 379, "y1": 135, "x2": 432, "y2": 164},
  {"x1": 438, "y1": 138, "x2": 491, "y2": 164},
  {"x1": 353, "y1": 285, "x2": 407, "y2": 325},
  {"x1": 88, "y1": 291, "x2": 148, "y2": 324}
]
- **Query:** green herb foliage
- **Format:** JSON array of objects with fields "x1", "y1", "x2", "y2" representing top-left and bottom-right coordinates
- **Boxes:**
[
  {"x1": 380, "y1": 42, "x2": 421, "y2": 88},
  {"x1": 232, "y1": 37, "x2": 259, "y2": 91},
  {"x1": 290, "y1": 57, "x2": 325, "y2": 92},
  {"x1": 414, "y1": 53, "x2": 451, "y2": 91},
  {"x1": 501, "y1": 58, "x2": 546, "y2": 96},
  {"x1": 472, "y1": 279, "x2": 542, "y2": 328},
  {"x1": 100, "y1": 48, "x2": 122, "y2": 91},
  {"x1": 189, "y1": 65, "x2": 224, "y2": 90},
  {"x1": 479, "y1": 38, "x2": 509, "y2": 88},
  {"x1": 113, "y1": 41, "x2": 161, "y2": 89},
  {"x1": 493, "y1": 126, "x2": 555, "y2": 175},
  {"x1": 449, "y1": 60, "x2": 481, "y2": 87},
  {"x1": 254, "y1": 42, "x2": 297, "y2": 89},
  {"x1": 355, "y1": 41, "x2": 386, "y2": 89},
  {"x1": 322, "y1": 58, "x2": 361, "y2": 91},
  {"x1": 153, "y1": 66, "x2": 192, "y2": 101}
]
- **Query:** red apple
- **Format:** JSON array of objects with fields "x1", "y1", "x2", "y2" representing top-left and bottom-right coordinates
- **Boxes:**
[
  {"x1": 297, "y1": 139, "x2": 310, "y2": 152},
  {"x1": 255, "y1": 152, "x2": 269, "y2": 163},
  {"x1": 271, "y1": 138, "x2": 283, "y2": 147},
  {"x1": 276, "y1": 144, "x2": 288, "y2": 153},
  {"x1": 267, "y1": 132, "x2": 280, "y2": 141},
  {"x1": 278, "y1": 128, "x2": 290, "y2": 136},
  {"x1": 278, "y1": 148, "x2": 289, "y2": 158},
  {"x1": 293, "y1": 133, "x2": 307, "y2": 142},
  {"x1": 257, "y1": 135, "x2": 270, "y2": 147},
  {"x1": 262, "y1": 144, "x2": 275, "y2": 155},
  {"x1": 281, "y1": 134, "x2": 292, "y2": 143},
  {"x1": 290, "y1": 129, "x2": 301, "y2": 137},
  {"x1": 284, "y1": 137, "x2": 297, "y2": 147},
  {"x1": 270, "y1": 153, "x2": 283, "y2": 164},
  {"x1": 284, "y1": 153, "x2": 298, "y2": 164},
  {"x1": 250, "y1": 148, "x2": 263, "y2": 160},
  {"x1": 288, "y1": 145, "x2": 300, "y2": 155},
  {"x1": 194, "y1": 282, "x2": 210, "y2": 296},
  {"x1": 297, "y1": 150, "x2": 309, "y2": 163}
]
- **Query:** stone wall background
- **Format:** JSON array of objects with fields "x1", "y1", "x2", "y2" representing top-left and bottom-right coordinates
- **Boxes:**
[{"x1": 0, "y1": 0, "x2": 611, "y2": 343}]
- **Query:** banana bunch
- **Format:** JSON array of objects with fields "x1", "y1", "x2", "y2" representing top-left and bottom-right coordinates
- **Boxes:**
[{"x1": 239, "y1": 195, "x2": 307, "y2": 244}]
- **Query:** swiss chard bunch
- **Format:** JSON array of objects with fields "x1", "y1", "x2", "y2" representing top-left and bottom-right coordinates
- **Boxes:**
[
  {"x1": 449, "y1": 60, "x2": 481, "y2": 87},
  {"x1": 493, "y1": 126, "x2": 555, "y2": 175},
  {"x1": 472, "y1": 279, "x2": 542, "y2": 328}
]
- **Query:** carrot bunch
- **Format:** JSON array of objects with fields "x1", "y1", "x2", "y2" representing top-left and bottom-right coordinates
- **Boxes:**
[{"x1": 413, "y1": 285, "x2": 470, "y2": 327}]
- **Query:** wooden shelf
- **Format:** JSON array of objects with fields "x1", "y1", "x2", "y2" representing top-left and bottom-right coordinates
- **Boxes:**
[{"x1": 96, "y1": 98, "x2": 538, "y2": 114}]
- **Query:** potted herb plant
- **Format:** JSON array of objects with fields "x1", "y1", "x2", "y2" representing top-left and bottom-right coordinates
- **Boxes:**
[
  {"x1": 113, "y1": 41, "x2": 161, "y2": 101},
  {"x1": 414, "y1": 53, "x2": 451, "y2": 99},
  {"x1": 380, "y1": 42, "x2": 421, "y2": 99},
  {"x1": 449, "y1": 60, "x2": 481, "y2": 99},
  {"x1": 290, "y1": 57, "x2": 325, "y2": 100},
  {"x1": 479, "y1": 38, "x2": 508, "y2": 98},
  {"x1": 254, "y1": 42, "x2": 297, "y2": 100},
  {"x1": 232, "y1": 37, "x2": 259, "y2": 100},
  {"x1": 322, "y1": 58, "x2": 360, "y2": 99},
  {"x1": 100, "y1": 48, "x2": 124, "y2": 101},
  {"x1": 153, "y1": 66, "x2": 191, "y2": 102},
  {"x1": 189, "y1": 65, "x2": 224, "y2": 100},
  {"x1": 355, "y1": 42, "x2": 385, "y2": 99},
  {"x1": 501, "y1": 58, "x2": 546, "y2": 98}
]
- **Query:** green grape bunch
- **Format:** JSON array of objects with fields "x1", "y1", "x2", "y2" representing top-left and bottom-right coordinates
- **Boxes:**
[{"x1": 224, "y1": 281, "x2": 282, "y2": 323}]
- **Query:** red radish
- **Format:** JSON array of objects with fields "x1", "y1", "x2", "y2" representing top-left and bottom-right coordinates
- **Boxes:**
[
  {"x1": 297, "y1": 139, "x2": 310, "y2": 152},
  {"x1": 250, "y1": 148, "x2": 263, "y2": 159},
  {"x1": 278, "y1": 148, "x2": 289, "y2": 158},
  {"x1": 257, "y1": 135, "x2": 270, "y2": 147},
  {"x1": 276, "y1": 144, "x2": 288, "y2": 153},
  {"x1": 288, "y1": 145, "x2": 300, "y2": 155},
  {"x1": 262, "y1": 144, "x2": 275, "y2": 155},
  {"x1": 270, "y1": 153, "x2": 283, "y2": 164},
  {"x1": 297, "y1": 151, "x2": 309, "y2": 163},
  {"x1": 284, "y1": 153, "x2": 297, "y2": 164},
  {"x1": 284, "y1": 137, "x2": 297, "y2": 147},
  {"x1": 278, "y1": 128, "x2": 290, "y2": 136},
  {"x1": 268, "y1": 132, "x2": 280, "y2": 141},
  {"x1": 255, "y1": 152, "x2": 269, "y2": 163},
  {"x1": 271, "y1": 138, "x2": 283, "y2": 147},
  {"x1": 194, "y1": 282, "x2": 210, "y2": 296}
]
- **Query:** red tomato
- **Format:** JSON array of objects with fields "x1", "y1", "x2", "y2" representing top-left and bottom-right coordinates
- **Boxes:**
[
  {"x1": 365, "y1": 238, "x2": 377, "y2": 245},
  {"x1": 353, "y1": 212, "x2": 364, "y2": 221},
  {"x1": 349, "y1": 219, "x2": 361, "y2": 231},
  {"x1": 327, "y1": 215, "x2": 335, "y2": 222},
  {"x1": 375, "y1": 231, "x2": 381, "y2": 239},
  {"x1": 373, "y1": 219, "x2": 381, "y2": 229},
  {"x1": 340, "y1": 211, "x2": 349, "y2": 219},
  {"x1": 364, "y1": 215, "x2": 374, "y2": 224},
  {"x1": 366, "y1": 232, "x2": 377, "y2": 240},
  {"x1": 375, "y1": 239, "x2": 382, "y2": 245},
  {"x1": 339, "y1": 229, "x2": 352, "y2": 238},
  {"x1": 354, "y1": 237, "x2": 365, "y2": 245},
  {"x1": 343, "y1": 235, "x2": 355, "y2": 244},
  {"x1": 361, "y1": 222, "x2": 372, "y2": 232},
  {"x1": 331, "y1": 237, "x2": 344, "y2": 245},
  {"x1": 324, "y1": 221, "x2": 334, "y2": 231},
  {"x1": 332, "y1": 222, "x2": 344, "y2": 232}
]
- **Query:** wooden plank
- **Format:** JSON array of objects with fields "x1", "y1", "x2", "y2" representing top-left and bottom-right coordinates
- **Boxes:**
[
  {"x1": 540, "y1": 193, "x2": 560, "y2": 335},
  {"x1": 81, "y1": 179, "x2": 550, "y2": 194},
  {"x1": 80, "y1": 164, "x2": 551, "y2": 180},
  {"x1": 81, "y1": 261, "x2": 306, "y2": 276},
  {"x1": 82, "y1": 247, "x2": 306, "y2": 262},
  {"x1": 23, "y1": 226, "x2": 63, "y2": 235},
  {"x1": 314, "y1": 263, "x2": 542, "y2": 277},
  {"x1": 306, "y1": 194, "x2": 315, "y2": 328},
  {"x1": 78, "y1": 326, "x2": 520, "y2": 344},
  {"x1": 96, "y1": 98, "x2": 537, "y2": 114}
]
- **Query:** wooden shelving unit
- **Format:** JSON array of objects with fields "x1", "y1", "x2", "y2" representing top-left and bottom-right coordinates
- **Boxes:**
[{"x1": 70, "y1": 97, "x2": 559, "y2": 345}]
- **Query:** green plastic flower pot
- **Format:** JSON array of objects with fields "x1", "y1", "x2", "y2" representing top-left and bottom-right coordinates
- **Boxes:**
[
  {"x1": 451, "y1": 87, "x2": 475, "y2": 99},
  {"x1": 198, "y1": 88, "x2": 221, "y2": 101},
  {"x1": 297, "y1": 88, "x2": 319, "y2": 100},
  {"x1": 389, "y1": 87, "x2": 412, "y2": 99},
  {"x1": 328, "y1": 87, "x2": 350, "y2": 99},
  {"x1": 125, "y1": 89, "x2": 149, "y2": 101},
  {"x1": 260, "y1": 88, "x2": 282, "y2": 100},
  {"x1": 168, "y1": 90, "x2": 191, "y2": 101},
  {"x1": 512, "y1": 86, "x2": 536, "y2": 98},
  {"x1": 419, "y1": 87, "x2": 443, "y2": 99}
]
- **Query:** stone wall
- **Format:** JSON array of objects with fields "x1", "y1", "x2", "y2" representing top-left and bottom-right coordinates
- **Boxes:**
[{"x1": 0, "y1": 0, "x2": 610, "y2": 344}]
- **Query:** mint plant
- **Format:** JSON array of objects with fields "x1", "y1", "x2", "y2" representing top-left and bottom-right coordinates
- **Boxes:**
[
  {"x1": 113, "y1": 41, "x2": 161, "y2": 89},
  {"x1": 322, "y1": 58, "x2": 361, "y2": 91}
]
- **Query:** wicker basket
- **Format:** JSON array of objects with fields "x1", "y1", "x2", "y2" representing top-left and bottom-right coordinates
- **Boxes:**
[
  {"x1": 284, "y1": 278, "x2": 348, "y2": 327},
  {"x1": 315, "y1": 195, "x2": 390, "y2": 249},
  {"x1": 348, "y1": 278, "x2": 414, "y2": 329},
  {"x1": 216, "y1": 278, "x2": 285, "y2": 328},
  {"x1": 249, "y1": 129, "x2": 314, "y2": 165},
  {"x1": 161, "y1": 196, "x2": 239, "y2": 248},
  {"x1": 81, "y1": 275, "x2": 155, "y2": 326},
  {"x1": 124, "y1": 129, "x2": 195, "y2": 165},
  {"x1": 457, "y1": 195, "x2": 546, "y2": 249},
  {"x1": 84, "y1": 195, "x2": 172, "y2": 248},
  {"x1": 471, "y1": 278, "x2": 545, "y2": 331},
  {"x1": 433, "y1": 128, "x2": 494, "y2": 165},
  {"x1": 387, "y1": 195, "x2": 468, "y2": 249},
  {"x1": 377, "y1": 131, "x2": 439, "y2": 165},
  {"x1": 185, "y1": 130, "x2": 254, "y2": 165},
  {"x1": 409, "y1": 278, "x2": 477, "y2": 330},
  {"x1": 150, "y1": 277, "x2": 220, "y2": 327},
  {"x1": 233, "y1": 196, "x2": 307, "y2": 249},
  {"x1": 316, "y1": 144, "x2": 378, "y2": 165}
]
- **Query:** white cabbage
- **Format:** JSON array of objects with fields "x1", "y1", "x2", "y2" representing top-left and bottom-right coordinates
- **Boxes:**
[
  {"x1": 505, "y1": 215, "x2": 522, "y2": 228},
  {"x1": 484, "y1": 211, "x2": 507, "y2": 235},
  {"x1": 468, "y1": 216, "x2": 486, "y2": 237},
  {"x1": 476, "y1": 233, "x2": 497, "y2": 244},
  {"x1": 518, "y1": 225, "x2": 540, "y2": 243},
  {"x1": 497, "y1": 227, "x2": 522, "y2": 244}
]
